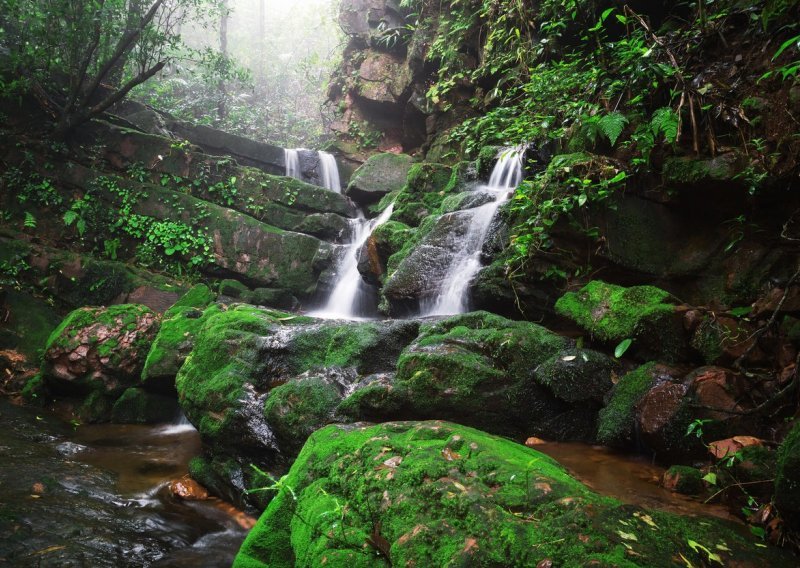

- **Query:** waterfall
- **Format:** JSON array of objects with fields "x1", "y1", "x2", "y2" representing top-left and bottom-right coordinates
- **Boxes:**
[
  {"x1": 420, "y1": 147, "x2": 524, "y2": 316},
  {"x1": 318, "y1": 151, "x2": 342, "y2": 193},
  {"x1": 311, "y1": 203, "x2": 395, "y2": 320},
  {"x1": 284, "y1": 148, "x2": 301, "y2": 179}
]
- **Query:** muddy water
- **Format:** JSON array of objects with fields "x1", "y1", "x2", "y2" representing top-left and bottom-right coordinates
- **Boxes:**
[
  {"x1": 535, "y1": 441, "x2": 736, "y2": 521},
  {"x1": 0, "y1": 398, "x2": 248, "y2": 567}
]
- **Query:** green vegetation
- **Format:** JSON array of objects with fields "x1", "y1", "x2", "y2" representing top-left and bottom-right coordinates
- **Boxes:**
[
  {"x1": 235, "y1": 420, "x2": 785, "y2": 567},
  {"x1": 597, "y1": 362, "x2": 658, "y2": 446}
]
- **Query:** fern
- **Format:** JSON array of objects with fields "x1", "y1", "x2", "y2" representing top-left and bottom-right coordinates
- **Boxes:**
[
  {"x1": 24, "y1": 212, "x2": 36, "y2": 228},
  {"x1": 63, "y1": 210, "x2": 78, "y2": 226},
  {"x1": 650, "y1": 107, "x2": 679, "y2": 143},
  {"x1": 597, "y1": 112, "x2": 628, "y2": 146}
]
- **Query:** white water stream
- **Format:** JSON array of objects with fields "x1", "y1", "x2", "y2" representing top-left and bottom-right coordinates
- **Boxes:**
[
  {"x1": 284, "y1": 148, "x2": 301, "y2": 179},
  {"x1": 420, "y1": 147, "x2": 524, "y2": 316},
  {"x1": 310, "y1": 203, "x2": 395, "y2": 320},
  {"x1": 319, "y1": 151, "x2": 342, "y2": 193}
]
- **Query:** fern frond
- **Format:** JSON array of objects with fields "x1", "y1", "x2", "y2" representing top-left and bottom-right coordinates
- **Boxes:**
[{"x1": 598, "y1": 112, "x2": 628, "y2": 146}]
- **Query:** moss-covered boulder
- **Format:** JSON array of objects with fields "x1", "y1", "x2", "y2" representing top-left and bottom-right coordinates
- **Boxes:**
[
  {"x1": 42, "y1": 304, "x2": 159, "y2": 397},
  {"x1": 662, "y1": 465, "x2": 705, "y2": 495},
  {"x1": 340, "y1": 312, "x2": 605, "y2": 440},
  {"x1": 234, "y1": 420, "x2": 791, "y2": 568},
  {"x1": 175, "y1": 305, "x2": 284, "y2": 454},
  {"x1": 775, "y1": 421, "x2": 800, "y2": 525},
  {"x1": 0, "y1": 289, "x2": 61, "y2": 360},
  {"x1": 597, "y1": 362, "x2": 665, "y2": 447},
  {"x1": 141, "y1": 284, "x2": 218, "y2": 390},
  {"x1": 555, "y1": 280, "x2": 689, "y2": 362},
  {"x1": 345, "y1": 153, "x2": 413, "y2": 206}
]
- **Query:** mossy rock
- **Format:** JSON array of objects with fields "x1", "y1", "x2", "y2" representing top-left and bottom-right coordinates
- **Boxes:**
[
  {"x1": 345, "y1": 153, "x2": 413, "y2": 206},
  {"x1": 662, "y1": 153, "x2": 746, "y2": 186},
  {"x1": 775, "y1": 421, "x2": 800, "y2": 525},
  {"x1": 663, "y1": 465, "x2": 705, "y2": 495},
  {"x1": 175, "y1": 305, "x2": 281, "y2": 447},
  {"x1": 263, "y1": 377, "x2": 341, "y2": 454},
  {"x1": 555, "y1": 280, "x2": 688, "y2": 362},
  {"x1": 42, "y1": 304, "x2": 159, "y2": 396},
  {"x1": 219, "y1": 279, "x2": 249, "y2": 299},
  {"x1": 234, "y1": 420, "x2": 791, "y2": 568},
  {"x1": 597, "y1": 362, "x2": 662, "y2": 447},
  {"x1": 534, "y1": 347, "x2": 617, "y2": 404},
  {"x1": 110, "y1": 387, "x2": 178, "y2": 424},
  {"x1": 391, "y1": 312, "x2": 575, "y2": 437},
  {"x1": 141, "y1": 285, "x2": 219, "y2": 390}
]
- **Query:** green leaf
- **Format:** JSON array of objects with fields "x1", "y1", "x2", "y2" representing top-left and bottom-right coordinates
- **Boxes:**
[
  {"x1": 702, "y1": 472, "x2": 717, "y2": 485},
  {"x1": 24, "y1": 212, "x2": 36, "y2": 228},
  {"x1": 577, "y1": 194, "x2": 587, "y2": 206},
  {"x1": 729, "y1": 306, "x2": 751, "y2": 317},
  {"x1": 773, "y1": 34, "x2": 800, "y2": 60},
  {"x1": 598, "y1": 112, "x2": 628, "y2": 146},
  {"x1": 63, "y1": 210, "x2": 78, "y2": 226},
  {"x1": 601, "y1": 8, "x2": 615, "y2": 21},
  {"x1": 614, "y1": 338, "x2": 633, "y2": 358}
]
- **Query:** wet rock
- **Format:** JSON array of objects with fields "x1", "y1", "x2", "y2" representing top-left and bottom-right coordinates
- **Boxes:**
[
  {"x1": 636, "y1": 382, "x2": 700, "y2": 460},
  {"x1": 42, "y1": 304, "x2": 159, "y2": 397},
  {"x1": 235, "y1": 420, "x2": 793, "y2": 568},
  {"x1": 345, "y1": 152, "x2": 413, "y2": 206},
  {"x1": 707, "y1": 436, "x2": 763, "y2": 460},
  {"x1": 534, "y1": 348, "x2": 617, "y2": 404},
  {"x1": 380, "y1": 312, "x2": 596, "y2": 439},
  {"x1": 170, "y1": 475, "x2": 210, "y2": 501},
  {"x1": 555, "y1": 280, "x2": 689, "y2": 362},
  {"x1": 662, "y1": 465, "x2": 705, "y2": 495}
]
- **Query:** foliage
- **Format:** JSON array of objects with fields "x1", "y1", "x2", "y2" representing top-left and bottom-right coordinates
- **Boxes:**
[{"x1": 0, "y1": 0, "x2": 228, "y2": 136}]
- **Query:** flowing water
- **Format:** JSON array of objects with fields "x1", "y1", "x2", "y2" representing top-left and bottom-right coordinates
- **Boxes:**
[
  {"x1": 421, "y1": 147, "x2": 524, "y2": 316},
  {"x1": 310, "y1": 203, "x2": 395, "y2": 320},
  {"x1": 318, "y1": 151, "x2": 342, "y2": 193},
  {"x1": 284, "y1": 148, "x2": 300, "y2": 180},
  {"x1": 0, "y1": 399, "x2": 250, "y2": 567}
]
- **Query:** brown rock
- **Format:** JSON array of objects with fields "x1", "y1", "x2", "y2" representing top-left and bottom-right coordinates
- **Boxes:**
[
  {"x1": 169, "y1": 475, "x2": 209, "y2": 501},
  {"x1": 708, "y1": 436, "x2": 763, "y2": 460},
  {"x1": 688, "y1": 366, "x2": 746, "y2": 419}
]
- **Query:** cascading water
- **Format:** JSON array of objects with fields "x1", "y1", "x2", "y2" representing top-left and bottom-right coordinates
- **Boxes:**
[
  {"x1": 318, "y1": 151, "x2": 342, "y2": 193},
  {"x1": 421, "y1": 147, "x2": 525, "y2": 316},
  {"x1": 311, "y1": 203, "x2": 395, "y2": 320},
  {"x1": 284, "y1": 148, "x2": 301, "y2": 179}
]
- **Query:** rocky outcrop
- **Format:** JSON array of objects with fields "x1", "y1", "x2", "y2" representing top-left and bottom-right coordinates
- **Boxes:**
[
  {"x1": 345, "y1": 152, "x2": 412, "y2": 206},
  {"x1": 38, "y1": 304, "x2": 160, "y2": 421},
  {"x1": 235, "y1": 420, "x2": 793, "y2": 567}
]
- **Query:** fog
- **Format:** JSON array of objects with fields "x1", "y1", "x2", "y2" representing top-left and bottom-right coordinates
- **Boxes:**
[{"x1": 136, "y1": 0, "x2": 343, "y2": 148}]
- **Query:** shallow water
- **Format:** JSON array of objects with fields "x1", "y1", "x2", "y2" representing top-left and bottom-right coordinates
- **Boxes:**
[
  {"x1": 0, "y1": 398, "x2": 249, "y2": 567},
  {"x1": 535, "y1": 440, "x2": 737, "y2": 521}
]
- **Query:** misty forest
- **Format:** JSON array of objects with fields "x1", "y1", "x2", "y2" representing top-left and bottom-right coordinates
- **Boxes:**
[{"x1": 2, "y1": 0, "x2": 800, "y2": 566}]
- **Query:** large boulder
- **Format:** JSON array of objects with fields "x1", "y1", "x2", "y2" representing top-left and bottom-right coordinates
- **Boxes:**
[
  {"x1": 234, "y1": 420, "x2": 792, "y2": 568},
  {"x1": 42, "y1": 304, "x2": 158, "y2": 396},
  {"x1": 38, "y1": 304, "x2": 160, "y2": 421},
  {"x1": 175, "y1": 307, "x2": 419, "y2": 504},
  {"x1": 345, "y1": 153, "x2": 413, "y2": 206},
  {"x1": 555, "y1": 280, "x2": 689, "y2": 362},
  {"x1": 341, "y1": 312, "x2": 614, "y2": 441}
]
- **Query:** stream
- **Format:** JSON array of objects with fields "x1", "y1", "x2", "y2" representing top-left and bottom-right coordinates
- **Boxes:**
[{"x1": 0, "y1": 398, "x2": 249, "y2": 567}]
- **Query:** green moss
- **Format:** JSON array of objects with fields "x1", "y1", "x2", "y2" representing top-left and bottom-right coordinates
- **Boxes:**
[
  {"x1": 164, "y1": 284, "x2": 215, "y2": 318},
  {"x1": 534, "y1": 348, "x2": 616, "y2": 403},
  {"x1": 263, "y1": 378, "x2": 340, "y2": 454},
  {"x1": 175, "y1": 305, "x2": 278, "y2": 440},
  {"x1": 393, "y1": 312, "x2": 568, "y2": 434},
  {"x1": 664, "y1": 465, "x2": 704, "y2": 495},
  {"x1": 77, "y1": 390, "x2": 113, "y2": 423},
  {"x1": 555, "y1": 280, "x2": 686, "y2": 362},
  {"x1": 235, "y1": 421, "x2": 788, "y2": 568},
  {"x1": 597, "y1": 362, "x2": 659, "y2": 446},
  {"x1": 775, "y1": 421, "x2": 800, "y2": 519},
  {"x1": 21, "y1": 373, "x2": 46, "y2": 403},
  {"x1": 219, "y1": 279, "x2": 249, "y2": 298}
]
